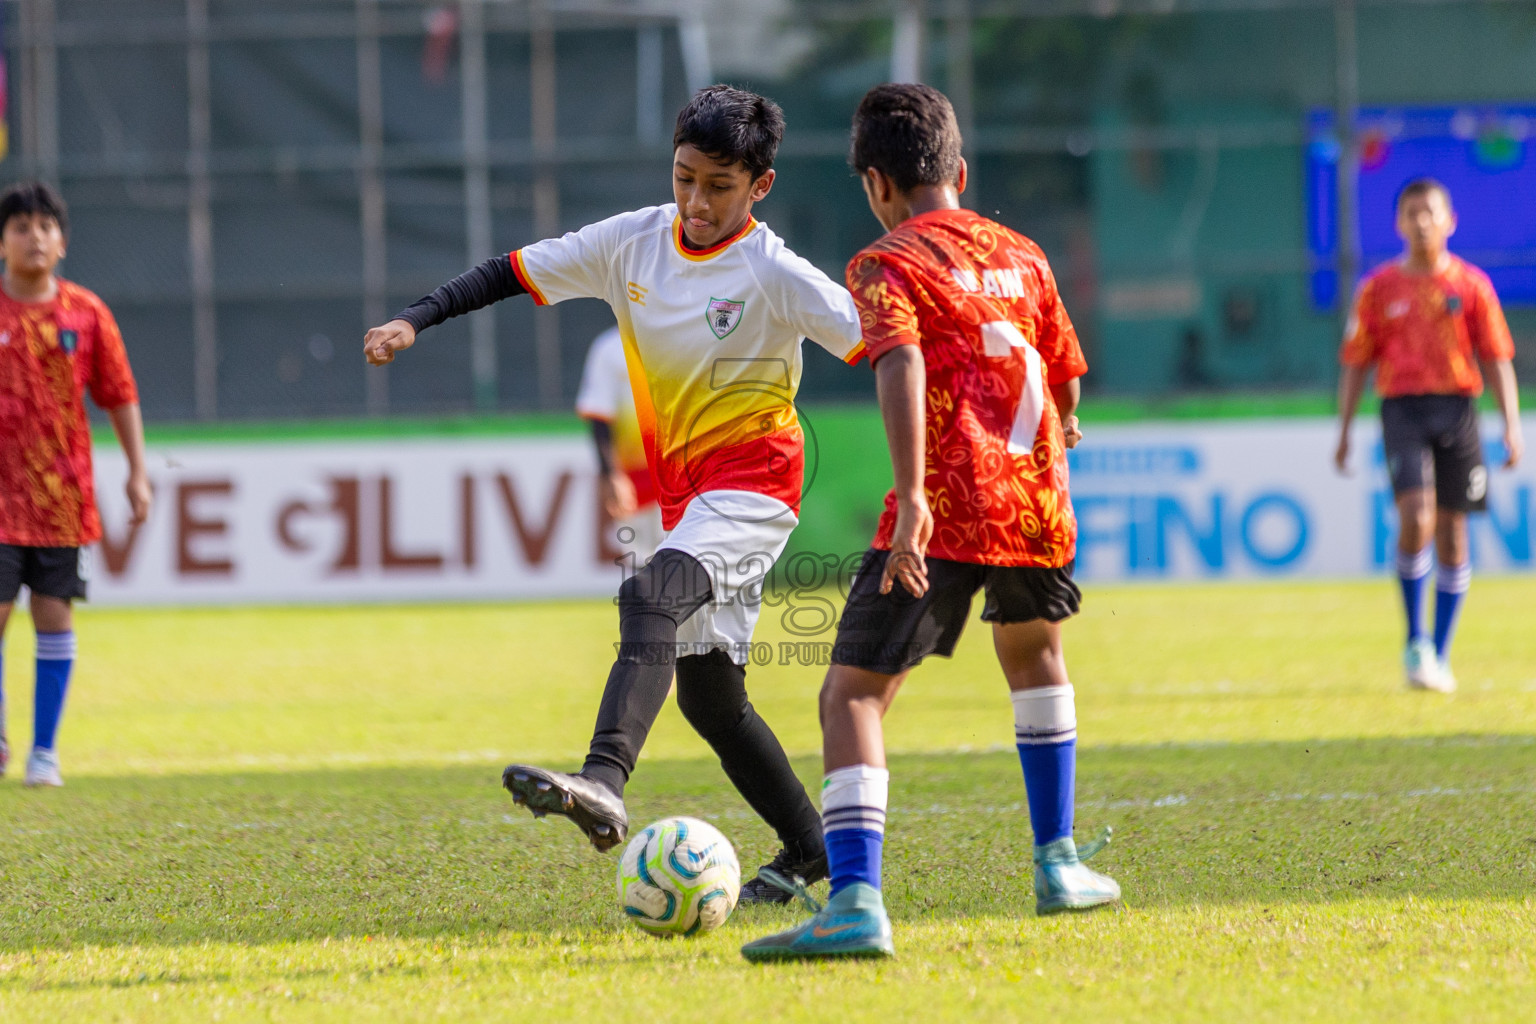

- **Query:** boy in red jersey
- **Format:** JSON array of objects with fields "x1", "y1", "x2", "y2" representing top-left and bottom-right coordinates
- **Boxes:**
[
  {"x1": 742, "y1": 85, "x2": 1119, "y2": 962},
  {"x1": 0, "y1": 181, "x2": 151, "y2": 786},
  {"x1": 1335, "y1": 179, "x2": 1522, "y2": 693}
]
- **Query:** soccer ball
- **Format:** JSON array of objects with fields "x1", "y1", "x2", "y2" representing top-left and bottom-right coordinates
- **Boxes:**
[{"x1": 616, "y1": 816, "x2": 741, "y2": 937}]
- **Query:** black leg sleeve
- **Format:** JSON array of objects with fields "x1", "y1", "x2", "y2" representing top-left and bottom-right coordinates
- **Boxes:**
[
  {"x1": 674, "y1": 650, "x2": 824, "y2": 860},
  {"x1": 581, "y1": 549, "x2": 713, "y2": 796}
]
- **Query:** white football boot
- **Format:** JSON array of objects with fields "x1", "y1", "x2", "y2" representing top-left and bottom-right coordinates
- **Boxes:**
[
  {"x1": 1404, "y1": 638, "x2": 1453, "y2": 692},
  {"x1": 24, "y1": 748, "x2": 64, "y2": 788}
]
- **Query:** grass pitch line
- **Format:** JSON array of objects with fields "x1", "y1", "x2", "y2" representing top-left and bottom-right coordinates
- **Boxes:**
[{"x1": 45, "y1": 731, "x2": 1536, "y2": 780}]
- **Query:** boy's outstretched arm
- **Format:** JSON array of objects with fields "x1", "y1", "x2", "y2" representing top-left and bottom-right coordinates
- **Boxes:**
[
  {"x1": 364, "y1": 255, "x2": 527, "y2": 365},
  {"x1": 873, "y1": 345, "x2": 932, "y2": 598},
  {"x1": 107, "y1": 402, "x2": 152, "y2": 524}
]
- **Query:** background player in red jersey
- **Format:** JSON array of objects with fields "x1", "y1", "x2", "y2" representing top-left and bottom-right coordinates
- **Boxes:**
[
  {"x1": 1335, "y1": 179, "x2": 1522, "y2": 694},
  {"x1": 0, "y1": 181, "x2": 151, "y2": 786},
  {"x1": 743, "y1": 84, "x2": 1118, "y2": 963}
]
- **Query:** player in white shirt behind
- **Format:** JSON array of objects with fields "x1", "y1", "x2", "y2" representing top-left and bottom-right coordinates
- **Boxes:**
[
  {"x1": 363, "y1": 86, "x2": 863, "y2": 903},
  {"x1": 576, "y1": 326, "x2": 664, "y2": 562}
]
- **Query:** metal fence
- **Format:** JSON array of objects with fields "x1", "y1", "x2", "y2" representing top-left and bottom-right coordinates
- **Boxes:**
[{"x1": 5, "y1": 0, "x2": 1534, "y2": 421}]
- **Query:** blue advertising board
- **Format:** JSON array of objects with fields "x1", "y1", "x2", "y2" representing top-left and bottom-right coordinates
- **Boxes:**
[{"x1": 1308, "y1": 106, "x2": 1536, "y2": 308}]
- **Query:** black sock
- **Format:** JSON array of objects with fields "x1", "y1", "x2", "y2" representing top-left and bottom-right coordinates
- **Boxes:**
[
  {"x1": 674, "y1": 650, "x2": 824, "y2": 859},
  {"x1": 580, "y1": 550, "x2": 713, "y2": 796}
]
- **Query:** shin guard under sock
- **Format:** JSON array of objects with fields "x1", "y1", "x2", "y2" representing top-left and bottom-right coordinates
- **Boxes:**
[
  {"x1": 821, "y1": 764, "x2": 888, "y2": 894},
  {"x1": 33, "y1": 631, "x2": 76, "y2": 752},
  {"x1": 1012, "y1": 684, "x2": 1077, "y2": 847},
  {"x1": 1396, "y1": 546, "x2": 1433, "y2": 644}
]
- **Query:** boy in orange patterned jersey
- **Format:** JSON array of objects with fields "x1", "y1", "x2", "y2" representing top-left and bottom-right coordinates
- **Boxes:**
[
  {"x1": 0, "y1": 181, "x2": 151, "y2": 786},
  {"x1": 743, "y1": 84, "x2": 1117, "y2": 963},
  {"x1": 1335, "y1": 179, "x2": 1522, "y2": 693}
]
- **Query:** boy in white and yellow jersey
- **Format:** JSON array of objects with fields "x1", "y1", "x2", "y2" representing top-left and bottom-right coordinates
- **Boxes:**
[{"x1": 364, "y1": 86, "x2": 862, "y2": 903}]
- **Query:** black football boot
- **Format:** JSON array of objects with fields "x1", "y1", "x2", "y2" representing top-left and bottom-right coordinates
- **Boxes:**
[
  {"x1": 737, "y1": 847, "x2": 830, "y2": 905},
  {"x1": 502, "y1": 764, "x2": 629, "y2": 852}
]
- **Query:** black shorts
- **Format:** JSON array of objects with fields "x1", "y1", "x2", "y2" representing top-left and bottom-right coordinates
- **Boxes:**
[
  {"x1": 831, "y1": 549, "x2": 1081, "y2": 675},
  {"x1": 1380, "y1": 395, "x2": 1488, "y2": 512},
  {"x1": 0, "y1": 545, "x2": 89, "y2": 603}
]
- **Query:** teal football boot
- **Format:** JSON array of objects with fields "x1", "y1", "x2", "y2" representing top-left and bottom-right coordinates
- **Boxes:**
[
  {"x1": 1405, "y1": 638, "x2": 1453, "y2": 692},
  {"x1": 740, "y1": 874, "x2": 894, "y2": 962},
  {"x1": 1034, "y1": 826, "x2": 1121, "y2": 915}
]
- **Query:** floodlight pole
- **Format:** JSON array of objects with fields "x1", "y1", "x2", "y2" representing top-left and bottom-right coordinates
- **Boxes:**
[
  {"x1": 637, "y1": 24, "x2": 665, "y2": 146},
  {"x1": 1333, "y1": 0, "x2": 1360, "y2": 321},
  {"x1": 358, "y1": 0, "x2": 389, "y2": 416},
  {"x1": 531, "y1": 0, "x2": 562, "y2": 411},
  {"x1": 946, "y1": 0, "x2": 975, "y2": 194},
  {"x1": 678, "y1": 0, "x2": 711, "y2": 94},
  {"x1": 187, "y1": 0, "x2": 218, "y2": 420},
  {"x1": 16, "y1": 0, "x2": 59, "y2": 182},
  {"x1": 461, "y1": 0, "x2": 498, "y2": 412},
  {"x1": 892, "y1": 0, "x2": 925, "y2": 84}
]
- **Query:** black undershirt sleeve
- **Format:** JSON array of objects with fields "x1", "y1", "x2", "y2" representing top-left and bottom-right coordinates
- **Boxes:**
[
  {"x1": 392, "y1": 254, "x2": 527, "y2": 333},
  {"x1": 588, "y1": 419, "x2": 617, "y2": 475}
]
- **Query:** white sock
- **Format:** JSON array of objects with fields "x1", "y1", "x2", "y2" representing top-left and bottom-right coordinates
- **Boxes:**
[
  {"x1": 821, "y1": 764, "x2": 889, "y2": 834},
  {"x1": 1011, "y1": 684, "x2": 1077, "y2": 745}
]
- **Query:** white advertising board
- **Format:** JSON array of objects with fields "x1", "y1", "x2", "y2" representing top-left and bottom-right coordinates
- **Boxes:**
[
  {"x1": 86, "y1": 415, "x2": 1535, "y2": 604},
  {"x1": 89, "y1": 436, "x2": 630, "y2": 605}
]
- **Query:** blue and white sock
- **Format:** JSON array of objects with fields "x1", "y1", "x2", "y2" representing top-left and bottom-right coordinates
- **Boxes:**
[
  {"x1": 821, "y1": 764, "x2": 888, "y2": 896},
  {"x1": 1433, "y1": 561, "x2": 1471, "y2": 661},
  {"x1": 33, "y1": 631, "x2": 76, "y2": 752},
  {"x1": 1396, "y1": 546, "x2": 1433, "y2": 644},
  {"x1": 1013, "y1": 684, "x2": 1077, "y2": 848}
]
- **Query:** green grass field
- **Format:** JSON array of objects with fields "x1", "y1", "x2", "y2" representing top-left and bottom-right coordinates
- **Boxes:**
[{"x1": 2, "y1": 579, "x2": 1534, "y2": 1021}]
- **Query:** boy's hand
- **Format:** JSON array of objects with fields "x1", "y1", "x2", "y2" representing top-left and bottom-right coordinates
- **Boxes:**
[
  {"x1": 126, "y1": 470, "x2": 152, "y2": 524},
  {"x1": 1334, "y1": 432, "x2": 1351, "y2": 475},
  {"x1": 364, "y1": 319, "x2": 416, "y2": 365},
  {"x1": 1061, "y1": 414, "x2": 1082, "y2": 449},
  {"x1": 880, "y1": 496, "x2": 933, "y2": 598},
  {"x1": 599, "y1": 471, "x2": 639, "y2": 520},
  {"x1": 1504, "y1": 421, "x2": 1524, "y2": 469}
]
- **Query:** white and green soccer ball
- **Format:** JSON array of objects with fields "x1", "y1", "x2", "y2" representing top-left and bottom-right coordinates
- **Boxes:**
[{"x1": 616, "y1": 816, "x2": 741, "y2": 937}]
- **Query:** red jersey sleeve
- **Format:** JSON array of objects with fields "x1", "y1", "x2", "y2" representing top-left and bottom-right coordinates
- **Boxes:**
[
  {"x1": 88, "y1": 297, "x2": 138, "y2": 410},
  {"x1": 1033, "y1": 260, "x2": 1088, "y2": 385},
  {"x1": 1468, "y1": 270, "x2": 1516, "y2": 363},
  {"x1": 1339, "y1": 279, "x2": 1378, "y2": 368},
  {"x1": 845, "y1": 251, "x2": 921, "y2": 365}
]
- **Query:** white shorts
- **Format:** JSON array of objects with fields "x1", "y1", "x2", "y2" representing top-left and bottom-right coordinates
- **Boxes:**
[{"x1": 655, "y1": 490, "x2": 798, "y2": 666}]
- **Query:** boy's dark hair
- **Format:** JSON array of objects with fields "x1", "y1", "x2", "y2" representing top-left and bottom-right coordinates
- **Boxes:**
[
  {"x1": 1397, "y1": 177, "x2": 1452, "y2": 213},
  {"x1": 849, "y1": 84, "x2": 963, "y2": 193},
  {"x1": 673, "y1": 85, "x2": 784, "y2": 180},
  {"x1": 0, "y1": 180, "x2": 68, "y2": 235}
]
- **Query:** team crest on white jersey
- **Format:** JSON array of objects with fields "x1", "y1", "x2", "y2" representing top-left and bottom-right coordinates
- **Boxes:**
[{"x1": 706, "y1": 297, "x2": 745, "y2": 340}]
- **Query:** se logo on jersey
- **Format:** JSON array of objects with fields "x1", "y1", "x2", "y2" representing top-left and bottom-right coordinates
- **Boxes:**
[{"x1": 706, "y1": 297, "x2": 745, "y2": 340}]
